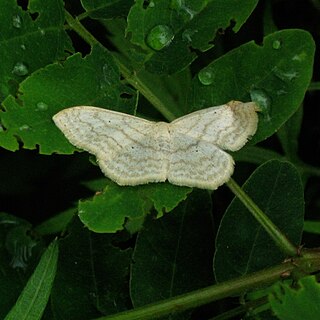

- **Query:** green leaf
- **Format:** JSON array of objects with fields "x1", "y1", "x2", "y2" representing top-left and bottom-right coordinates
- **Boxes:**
[
  {"x1": 127, "y1": 0, "x2": 259, "y2": 74},
  {"x1": 277, "y1": 106, "x2": 303, "y2": 160},
  {"x1": 34, "y1": 208, "x2": 76, "y2": 236},
  {"x1": 0, "y1": 213, "x2": 33, "y2": 319},
  {"x1": 78, "y1": 180, "x2": 191, "y2": 233},
  {"x1": 190, "y1": 29, "x2": 315, "y2": 144},
  {"x1": 303, "y1": 220, "x2": 320, "y2": 234},
  {"x1": 269, "y1": 276, "x2": 320, "y2": 320},
  {"x1": 80, "y1": 0, "x2": 134, "y2": 19},
  {"x1": 131, "y1": 190, "x2": 214, "y2": 308},
  {"x1": 0, "y1": 45, "x2": 137, "y2": 153},
  {"x1": 233, "y1": 146, "x2": 284, "y2": 165},
  {"x1": 4, "y1": 240, "x2": 58, "y2": 320},
  {"x1": 51, "y1": 219, "x2": 132, "y2": 319},
  {"x1": 214, "y1": 160, "x2": 304, "y2": 282},
  {"x1": 104, "y1": 18, "x2": 191, "y2": 118},
  {"x1": 0, "y1": 0, "x2": 71, "y2": 100}
]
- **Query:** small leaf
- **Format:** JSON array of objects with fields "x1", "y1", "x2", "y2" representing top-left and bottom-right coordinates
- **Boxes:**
[
  {"x1": 78, "y1": 180, "x2": 191, "y2": 233},
  {"x1": 131, "y1": 190, "x2": 214, "y2": 308},
  {"x1": 269, "y1": 276, "x2": 320, "y2": 320},
  {"x1": 4, "y1": 240, "x2": 58, "y2": 320},
  {"x1": 127, "y1": 0, "x2": 259, "y2": 74},
  {"x1": 214, "y1": 160, "x2": 304, "y2": 282},
  {"x1": 190, "y1": 29, "x2": 315, "y2": 144}
]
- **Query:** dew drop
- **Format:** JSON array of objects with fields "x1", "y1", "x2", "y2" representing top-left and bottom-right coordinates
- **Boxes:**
[
  {"x1": 101, "y1": 64, "x2": 114, "y2": 86},
  {"x1": 146, "y1": 25, "x2": 174, "y2": 50},
  {"x1": 12, "y1": 62, "x2": 29, "y2": 76},
  {"x1": 272, "y1": 40, "x2": 281, "y2": 50},
  {"x1": 19, "y1": 124, "x2": 30, "y2": 131},
  {"x1": 36, "y1": 102, "x2": 48, "y2": 111},
  {"x1": 149, "y1": 1, "x2": 155, "y2": 7},
  {"x1": 20, "y1": 44, "x2": 26, "y2": 50},
  {"x1": 272, "y1": 66, "x2": 298, "y2": 82},
  {"x1": 198, "y1": 69, "x2": 215, "y2": 85},
  {"x1": 38, "y1": 27, "x2": 45, "y2": 35},
  {"x1": 12, "y1": 15, "x2": 22, "y2": 28},
  {"x1": 250, "y1": 89, "x2": 272, "y2": 120}
]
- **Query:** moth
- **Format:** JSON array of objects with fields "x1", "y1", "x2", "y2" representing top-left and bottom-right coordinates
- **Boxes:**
[{"x1": 53, "y1": 101, "x2": 258, "y2": 190}]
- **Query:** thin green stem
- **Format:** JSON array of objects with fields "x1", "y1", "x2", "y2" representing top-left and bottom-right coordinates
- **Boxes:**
[
  {"x1": 64, "y1": 10, "x2": 176, "y2": 121},
  {"x1": 65, "y1": 11, "x2": 98, "y2": 46},
  {"x1": 96, "y1": 261, "x2": 295, "y2": 320},
  {"x1": 112, "y1": 57, "x2": 176, "y2": 121},
  {"x1": 226, "y1": 178, "x2": 297, "y2": 257}
]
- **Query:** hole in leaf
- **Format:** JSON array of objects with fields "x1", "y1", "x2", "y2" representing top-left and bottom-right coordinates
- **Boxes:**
[
  {"x1": 17, "y1": 0, "x2": 28, "y2": 10},
  {"x1": 143, "y1": 0, "x2": 150, "y2": 9},
  {"x1": 29, "y1": 12, "x2": 39, "y2": 20}
]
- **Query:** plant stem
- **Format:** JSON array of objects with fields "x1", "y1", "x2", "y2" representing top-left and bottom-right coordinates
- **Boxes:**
[
  {"x1": 95, "y1": 261, "x2": 295, "y2": 320},
  {"x1": 65, "y1": 10, "x2": 98, "y2": 46},
  {"x1": 226, "y1": 178, "x2": 297, "y2": 257},
  {"x1": 64, "y1": 10, "x2": 176, "y2": 121}
]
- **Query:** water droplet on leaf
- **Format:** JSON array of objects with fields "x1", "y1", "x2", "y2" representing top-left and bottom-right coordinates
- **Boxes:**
[
  {"x1": 250, "y1": 89, "x2": 272, "y2": 120},
  {"x1": 36, "y1": 102, "x2": 48, "y2": 111},
  {"x1": 38, "y1": 27, "x2": 45, "y2": 35},
  {"x1": 12, "y1": 62, "x2": 29, "y2": 76},
  {"x1": 12, "y1": 15, "x2": 22, "y2": 28},
  {"x1": 272, "y1": 40, "x2": 281, "y2": 49},
  {"x1": 20, "y1": 44, "x2": 26, "y2": 50},
  {"x1": 19, "y1": 124, "x2": 30, "y2": 131},
  {"x1": 146, "y1": 25, "x2": 174, "y2": 50},
  {"x1": 198, "y1": 69, "x2": 215, "y2": 85}
]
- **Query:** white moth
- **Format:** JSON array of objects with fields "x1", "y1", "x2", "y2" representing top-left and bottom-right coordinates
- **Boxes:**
[{"x1": 53, "y1": 101, "x2": 258, "y2": 190}]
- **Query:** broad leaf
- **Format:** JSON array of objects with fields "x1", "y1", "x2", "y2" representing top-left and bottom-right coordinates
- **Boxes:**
[
  {"x1": 214, "y1": 160, "x2": 304, "y2": 282},
  {"x1": 127, "y1": 0, "x2": 259, "y2": 74},
  {"x1": 0, "y1": 45, "x2": 137, "y2": 153},
  {"x1": 131, "y1": 190, "x2": 214, "y2": 309},
  {"x1": 190, "y1": 29, "x2": 315, "y2": 144},
  {"x1": 0, "y1": 0, "x2": 71, "y2": 100},
  {"x1": 80, "y1": 0, "x2": 134, "y2": 19},
  {"x1": 51, "y1": 219, "x2": 132, "y2": 319},
  {"x1": 277, "y1": 106, "x2": 303, "y2": 160}
]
